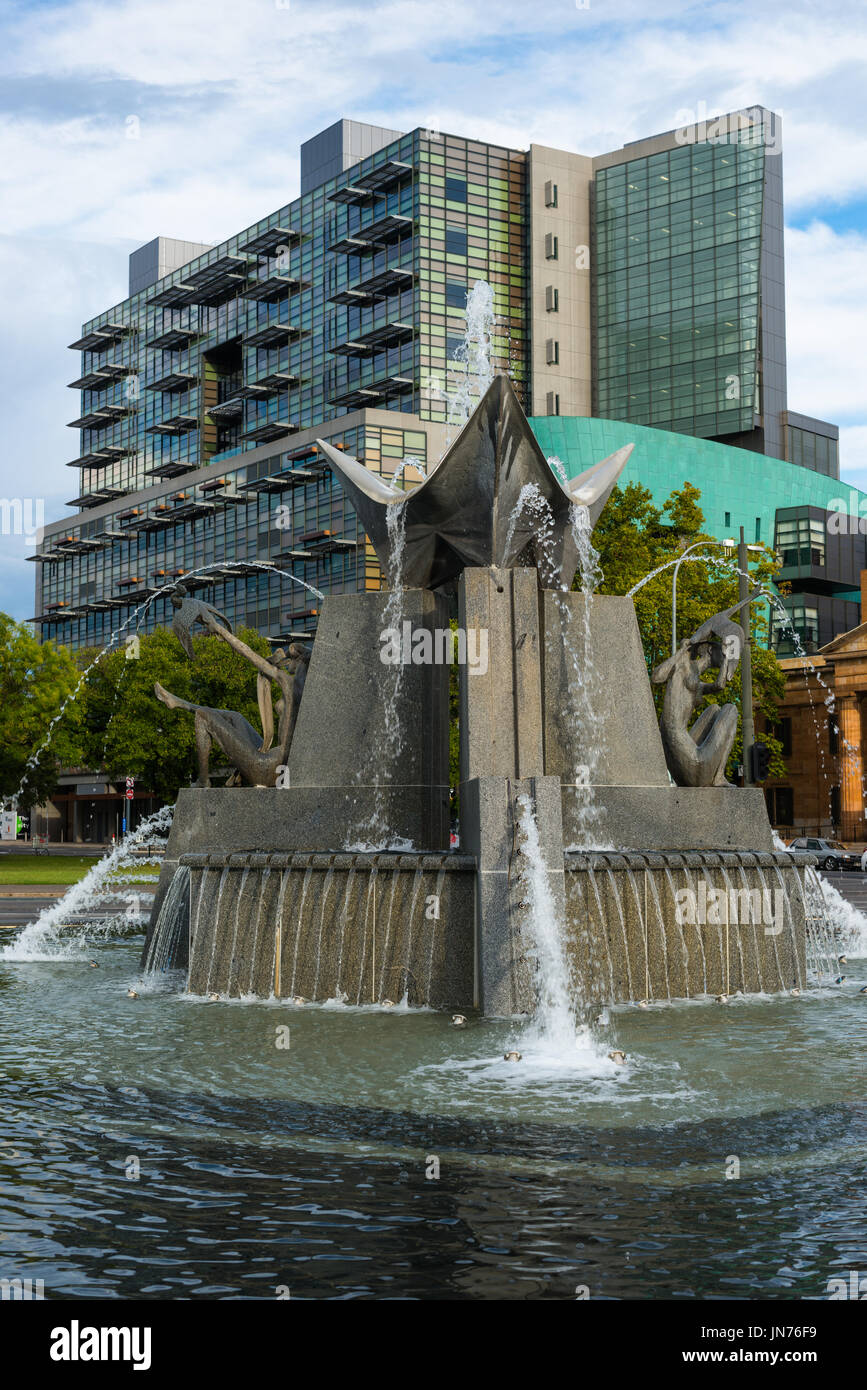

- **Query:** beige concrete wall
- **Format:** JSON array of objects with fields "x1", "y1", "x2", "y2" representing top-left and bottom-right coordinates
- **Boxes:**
[{"x1": 527, "y1": 145, "x2": 593, "y2": 419}]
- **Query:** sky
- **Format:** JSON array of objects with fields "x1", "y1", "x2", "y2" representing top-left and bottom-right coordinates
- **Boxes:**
[{"x1": 0, "y1": 0, "x2": 865, "y2": 623}]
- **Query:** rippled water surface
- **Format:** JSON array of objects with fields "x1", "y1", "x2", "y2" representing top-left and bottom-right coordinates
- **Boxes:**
[{"x1": 1, "y1": 934, "x2": 865, "y2": 1299}]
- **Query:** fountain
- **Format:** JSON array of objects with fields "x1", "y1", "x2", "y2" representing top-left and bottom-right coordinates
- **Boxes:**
[{"x1": 144, "y1": 374, "x2": 813, "y2": 1013}]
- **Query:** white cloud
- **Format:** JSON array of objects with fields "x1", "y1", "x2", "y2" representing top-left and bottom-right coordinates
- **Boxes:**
[
  {"x1": 0, "y1": 0, "x2": 865, "y2": 621},
  {"x1": 784, "y1": 222, "x2": 867, "y2": 468}
]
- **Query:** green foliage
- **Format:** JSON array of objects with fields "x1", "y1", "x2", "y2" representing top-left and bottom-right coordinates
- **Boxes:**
[
  {"x1": 72, "y1": 625, "x2": 273, "y2": 803},
  {"x1": 0, "y1": 614, "x2": 82, "y2": 810},
  {"x1": 586, "y1": 480, "x2": 786, "y2": 779}
]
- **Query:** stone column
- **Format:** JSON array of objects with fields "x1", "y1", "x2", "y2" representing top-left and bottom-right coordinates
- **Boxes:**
[
  {"x1": 458, "y1": 566, "x2": 544, "y2": 782},
  {"x1": 461, "y1": 774, "x2": 566, "y2": 1015},
  {"x1": 837, "y1": 695, "x2": 863, "y2": 838}
]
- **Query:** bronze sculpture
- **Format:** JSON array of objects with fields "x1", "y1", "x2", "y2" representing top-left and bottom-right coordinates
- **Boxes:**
[
  {"x1": 169, "y1": 583, "x2": 233, "y2": 659},
  {"x1": 155, "y1": 597, "x2": 310, "y2": 786},
  {"x1": 651, "y1": 596, "x2": 757, "y2": 788}
]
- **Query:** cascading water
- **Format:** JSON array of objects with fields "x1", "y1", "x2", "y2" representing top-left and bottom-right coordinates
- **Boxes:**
[
  {"x1": 348, "y1": 497, "x2": 411, "y2": 851},
  {"x1": 514, "y1": 792, "x2": 576, "y2": 1048},
  {"x1": 503, "y1": 481, "x2": 607, "y2": 847},
  {"x1": 564, "y1": 501, "x2": 607, "y2": 847},
  {"x1": 143, "y1": 864, "x2": 190, "y2": 973},
  {"x1": 3, "y1": 804, "x2": 173, "y2": 962}
]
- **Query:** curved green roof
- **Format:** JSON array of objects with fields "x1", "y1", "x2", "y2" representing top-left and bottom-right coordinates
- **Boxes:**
[{"x1": 529, "y1": 415, "x2": 865, "y2": 548}]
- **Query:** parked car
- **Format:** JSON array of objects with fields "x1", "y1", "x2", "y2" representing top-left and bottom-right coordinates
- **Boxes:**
[{"x1": 787, "y1": 837, "x2": 861, "y2": 871}]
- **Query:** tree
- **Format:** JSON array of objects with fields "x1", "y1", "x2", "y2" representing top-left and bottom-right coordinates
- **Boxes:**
[
  {"x1": 584, "y1": 481, "x2": 787, "y2": 779},
  {"x1": 0, "y1": 614, "x2": 83, "y2": 810},
  {"x1": 73, "y1": 625, "x2": 275, "y2": 803}
]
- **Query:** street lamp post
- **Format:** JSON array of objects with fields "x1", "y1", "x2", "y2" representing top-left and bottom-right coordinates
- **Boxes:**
[{"x1": 739, "y1": 526, "x2": 756, "y2": 785}]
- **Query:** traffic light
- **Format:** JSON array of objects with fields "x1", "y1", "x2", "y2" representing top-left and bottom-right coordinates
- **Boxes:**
[{"x1": 750, "y1": 742, "x2": 771, "y2": 782}]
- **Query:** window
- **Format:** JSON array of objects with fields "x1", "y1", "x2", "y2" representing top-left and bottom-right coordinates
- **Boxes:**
[
  {"x1": 544, "y1": 232, "x2": 559, "y2": 260},
  {"x1": 766, "y1": 787, "x2": 794, "y2": 827},
  {"x1": 445, "y1": 226, "x2": 467, "y2": 256},
  {"x1": 545, "y1": 285, "x2": 559, "y2": 312},
  {"x1": 544, "y1": 180, "x2": 558, "y2": 208},
  {"x1": 446, "y1": 333, "x2": 464, "y2": 360},
  {"x1": 773, "y1": 716, "x2": 792, "y2": 757},
  {"x1": 446, "y1": 280, "x2": 466, "y2": 309},
  {"x1": 774, "y1": 515, "x2": 825, "y2": 569},
  {"x1": 445, "y1": 176, "x2": 467, "y2": 203},
  {"x1": 546, "y1": 391, "x2": 560, "y2": 416},
  {"x1": 546, "y1": 338, "x2": 559, "y2": 366},
  {"x1": 724, "y1": 511, "x2": 731, "y2": 528},
  {"x1": 771, "y1": 601, "x2": 819, "y2": 653}
]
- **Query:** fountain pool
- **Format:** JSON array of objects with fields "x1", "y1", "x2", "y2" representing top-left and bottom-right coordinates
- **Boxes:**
[{"x1": 0, "y1": 922, "x2": 864, "y2": 1299}]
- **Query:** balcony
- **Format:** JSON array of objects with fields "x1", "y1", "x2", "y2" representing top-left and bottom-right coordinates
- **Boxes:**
[
  {"x1": 329, "y1": 320, "x2": 414, "y2": 357},
  {"x1": 235, "y1": 373, "x2": 296, "y2": 404},
  {"x1": 146, "y1": 327, "x2": 200, "y2": 352},
  {"x1": 69, "y1": 323, "x2": 131, "y2": 352},
  {"x1": 328, "y1": 265, "x2": 415, "y2": 306},
  {"x1": 352, "y1": 159, "x2": 414, "y2": 194},
  {"x1": 68, "y1": 404, "x2": 130, "y2": 430},
  {"x1": 143, "y1": 459, "x2": 200, "y2": 479},
  {"x1": 245, "y1": 323, "x2": 305, "y2": 350},
  {"x1": 327, "y1": 214, "x2": 413, "y2": 256},
  {"x1": 237, "y1": 226, "x2": 301, "y2": 257},
  {"x1": 301, "y1": 531, "x2": 358, "y2": 557},
  {"x1": 327, "y1": 184, "x2": 373, "y2": 206},
  {"x1": 177, "y1": 255, "x2": 249, "y2": 306},
  {"x1": 66, "y1": 485, "x2": 130, "y2": 509},
  {"x1": 145, "y1": 414, "x2": 198, "y2": 436},
  {"x1": 239, "y1": 467, "x2": 317, "y2": 495},
  {"x1": 68, "y1": 364, "x2": 129, "y2": 390},
  {"x1": 328, "y1": 373, "x2": 415, "y2": 409},
  {"x1": 327, "y1": 160, "x2": 414, "y2": 205},
  {"x1": 242, "y1": 419, "x2": 299, "y2": 445},
  {"x1": 240, "y1": 275, "x2": 306, "y2": 303},
  {"x1": 148, "y1": 284, "x2": 199, "y2": 310},
  {"x1": 135, "y1": 506, "x2": 179, "y2": 533},
  {"x1": 166, "y1": 500, "x2": 218, "y2": 523},
  {"x1": 207, "y1": 397, "x2": 245, "y2": 423},
  {"x1": 328, "y1": 232, "x2": 378, "y2": 256},
  {"x1": 66, "y1": 446, "x2": 130, "y2": 469},
  {"x1": 273, "y1": 547, "x2": 314, "y2": 561},
  {"x1": 146, "y1": 371, "x2": 198, "y2": 394},
  {"x1": 327, "y1": 384, "x2": 384, "y2": 409},
  {"x1": 52, "y1": 535, "x2": 108, "y2": 555},
  {"x1": 96, "y1": 525, "x2": 137, "y2": 541}
]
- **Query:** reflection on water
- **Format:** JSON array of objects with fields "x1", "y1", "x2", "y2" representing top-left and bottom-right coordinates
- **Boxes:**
[{"x1": 0, "y1": 935, "x2": 865, "y2": 1299}]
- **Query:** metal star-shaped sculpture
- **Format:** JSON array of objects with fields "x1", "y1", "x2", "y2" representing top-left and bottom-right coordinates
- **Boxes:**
[{"x1": 316, "y1": 374, "x2": 632, "y2": 590}]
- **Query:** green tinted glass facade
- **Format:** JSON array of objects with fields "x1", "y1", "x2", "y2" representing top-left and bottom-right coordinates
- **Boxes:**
[{"x1": 594, "y1": 132, "x2": 764, "y2": 439}]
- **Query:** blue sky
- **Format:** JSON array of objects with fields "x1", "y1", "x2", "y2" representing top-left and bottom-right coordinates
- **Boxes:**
[{"x1": 0, "y1": 0, "x2": 865, "y2": 622}]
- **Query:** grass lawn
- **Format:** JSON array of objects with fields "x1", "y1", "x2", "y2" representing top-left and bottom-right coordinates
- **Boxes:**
[
  {"x1": 0, "y1": 854, "x2": 101, "y2": 886},
  {"x1": 0, "y1": 854, "x2": 160, "y2": 887}
]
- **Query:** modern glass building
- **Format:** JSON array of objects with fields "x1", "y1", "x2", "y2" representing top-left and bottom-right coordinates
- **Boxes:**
[{"x1": 32, "y1": 108, "x2": 859, "y2": 660}]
